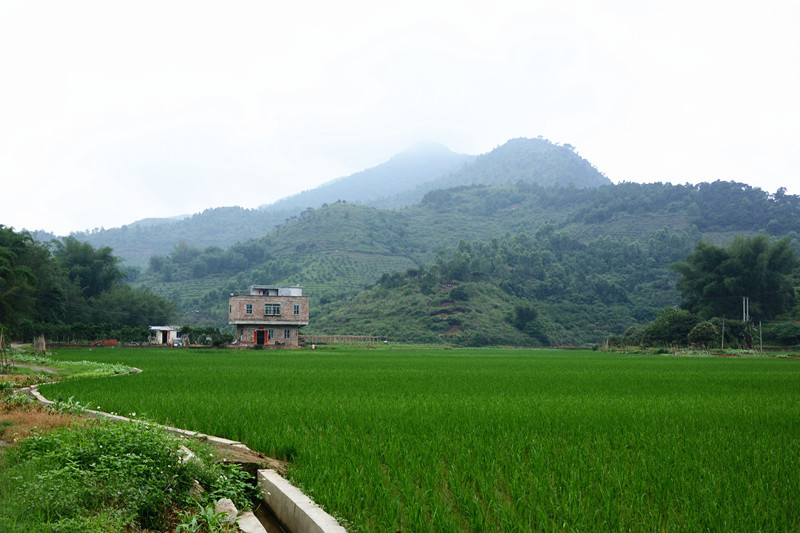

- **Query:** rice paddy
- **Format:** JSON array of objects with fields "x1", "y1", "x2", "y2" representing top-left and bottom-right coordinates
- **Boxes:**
[{"x1": 41, "y1": 347, "x2": 800, "y2": 532}]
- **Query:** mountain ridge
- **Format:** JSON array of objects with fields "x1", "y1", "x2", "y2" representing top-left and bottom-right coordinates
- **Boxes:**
[{"x1": 66, "y1": 137, "x2": 609, "y2": 265}]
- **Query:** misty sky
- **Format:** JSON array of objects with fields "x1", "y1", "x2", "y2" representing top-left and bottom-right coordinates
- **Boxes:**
[{"x1": 2, "y1": 0, "x2": 799, "y2": 235}]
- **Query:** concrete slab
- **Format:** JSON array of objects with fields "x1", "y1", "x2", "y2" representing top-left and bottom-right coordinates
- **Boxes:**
[{"x1": 258, "y1": 469, "x2": 347, "y2": 533}]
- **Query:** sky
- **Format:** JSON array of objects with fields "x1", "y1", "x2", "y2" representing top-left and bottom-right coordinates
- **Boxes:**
[{"x1": 2, "y1": 0, "x2": 799, "y2": 236}]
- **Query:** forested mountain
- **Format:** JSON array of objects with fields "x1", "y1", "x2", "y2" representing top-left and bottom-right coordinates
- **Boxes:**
[
  {"x1": 132, "y1": 180, "x2": 800, "y2": 345},
  {"x1": 375, "y1": 137, "x2": 610, "y2": 208},
  {"x1": 65, "y1": 137, "x2": 606, "y2": 266},
  {"x1": 69, "y1": 206, "x2": 297, "y2": 268},
  {"x1": 19, "y1": 135, "x2": 799, "y2": 346}
]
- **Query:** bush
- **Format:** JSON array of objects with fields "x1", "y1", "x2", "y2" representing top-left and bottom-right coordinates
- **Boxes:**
[
  {"x1": 640, "y1": 307, "x2": 701, "y2": 347},
  {"x1": 0, "y1": 420, "x2": 256, "y2": 532},
  {"x1": 688, "y1": 321, "x2": 717, "y2": 347}
]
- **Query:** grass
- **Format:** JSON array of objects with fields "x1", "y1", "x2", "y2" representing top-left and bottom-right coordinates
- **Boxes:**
[
  {"x1": 0, "y1": 351, "x2": 257, "y2": 533},
  {"x1": 0, "y1": 418, "x2": 255, "y2": 532},
  {"x1": 36, "y1": 346, "x2": 800, "y2": 532}
]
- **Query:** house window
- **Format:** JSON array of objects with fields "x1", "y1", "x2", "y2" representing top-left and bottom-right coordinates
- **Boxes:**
[
  {"x1": 245, "y1": 304, "x2": 253, "y2": 315},
  {"x1": 293, "y1": 304, "x2": 300, "y2": 315},
  {"x1": 268, "y1": 328, "x2": 274, "y2": 340},
  {"x1": 264, "y1": 303, "x2": 281, "y2": 316},
  {"x1": 284, "y1": 329, "x2": 291, "y2": 339}
]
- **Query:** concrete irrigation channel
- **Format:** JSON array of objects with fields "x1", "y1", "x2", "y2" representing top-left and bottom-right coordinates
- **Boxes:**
[{"x1": 23, "y1": 385, "x2": 348, "y2": 533}]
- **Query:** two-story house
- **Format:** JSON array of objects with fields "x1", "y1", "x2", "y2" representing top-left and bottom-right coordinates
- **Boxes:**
[{"x1": 228, "y1": 285, "x2": 309, "y2": 347}]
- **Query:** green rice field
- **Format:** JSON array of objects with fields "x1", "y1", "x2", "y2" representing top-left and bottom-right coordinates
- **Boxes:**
[{"x1": 41, "y1": 347, "x2": 800, "y2": 532}]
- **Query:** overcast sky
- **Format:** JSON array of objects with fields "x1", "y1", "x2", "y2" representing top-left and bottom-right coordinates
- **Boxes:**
[{"x1": 2, "y1": 0, "x2": 798, "y2": 236}]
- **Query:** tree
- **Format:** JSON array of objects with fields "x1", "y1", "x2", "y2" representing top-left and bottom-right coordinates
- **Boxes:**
[
  {"x1": 511, "y1": 303, "x2": 538, "y2": 331},
  {"x1": 641, "y1": 307, "x2": 700, "y2": 346},
  {"x1": 0, "y1": 226, "x2": 37, "y2": 329},
  {"x1": 54, "y1": 236, "x2": 124, "y2": 298},
  {"x1": 672, "y1": 235, "x2": 798, "y2": 320},
  {"x1": 92, "y1": 285, "x2": 176, "y2": 327},
  {"x1": 688, "y1": 321, "x2": 717, "y2": 347}
]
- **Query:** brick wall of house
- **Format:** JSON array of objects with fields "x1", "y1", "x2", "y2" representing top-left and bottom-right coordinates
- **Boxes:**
[
  {"x1": 235, "y1": 324, "x2": 301, "y2": 347},
  {"x1": 228, "y1": 295, "x2": 310, "y2": 325}
]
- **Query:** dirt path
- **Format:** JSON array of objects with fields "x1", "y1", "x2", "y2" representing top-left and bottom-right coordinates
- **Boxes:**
[{"x1": 8, "y1": 363, "x2": 56, "y2": 373}]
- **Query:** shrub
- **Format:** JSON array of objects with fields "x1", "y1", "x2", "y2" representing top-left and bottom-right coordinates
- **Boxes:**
[
  {"x1": 0, "y1": 420, "x2": 255, "y2": 532},
  {"x1": 688, "y1": 321, "x2": 717, "y2": 347}
]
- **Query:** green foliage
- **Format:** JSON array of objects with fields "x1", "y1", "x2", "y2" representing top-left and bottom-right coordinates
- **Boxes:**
[
  {"x1": 687, "y1": 321, "x2": 717, "y2": 347},
  {"x1": 16, "y1": 322, "x2": 153, "y2": 344},
  {"x1": 53, "y1": 236, "x2": 124, "y2": 298},
  {"x1": 311, "y1": 229, "x2": 693, "y2": 345},
  {"x1": 672, "y1": 235, "x2": 799, "y2": 320},
  {"x1": 0, "y1": 225, "x2": 41, "y2": 329},
  {"x1": 2, "y1": 391, "x2": 36, "y2": 409},
  {"x1": 176, "y1": 504, "x2": 237, "y2": 532},
  {"x1": 0, "y1": 226, "x2": 176, "y2": 340},
  {"x1": 511, "y1": 303, "x2": 538, "y2": 331},
  {"x1": 49, "y1": 396, "x2": 90, "y2": 414},
  {"x1": 0, "y1": 419, "x2": 254, "y2": 532},
  {"x1": 639, "y1": 307, "x2": 701, "y2": 347},
  {"x1": 178, "y1": 325, "x2": 233, "y2": 346},
  {"x1": 763, "y1": 321, "x2": 800, "y2": 345}
]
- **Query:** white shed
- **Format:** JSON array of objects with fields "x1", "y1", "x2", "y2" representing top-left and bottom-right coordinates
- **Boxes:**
[{"x1": 149, "y1": 326, "x2": 181, "y2": 346}]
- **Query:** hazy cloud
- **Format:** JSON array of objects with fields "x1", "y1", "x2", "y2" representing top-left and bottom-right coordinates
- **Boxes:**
[{"x1": 2, "y1": 0, "x2": 798, "y2": 234}]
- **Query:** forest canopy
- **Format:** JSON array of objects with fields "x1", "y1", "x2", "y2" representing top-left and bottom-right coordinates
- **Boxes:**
[
  {"x1": 672, "y1": 235, "x2": 798, "y2": 320},
  {"x1": 0, "y1": 225, "x2": 174, "y2": 340}
]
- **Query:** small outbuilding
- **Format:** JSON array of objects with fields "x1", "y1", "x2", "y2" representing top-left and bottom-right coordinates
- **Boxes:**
[
  {"x1": 228, "y1": 285, "x2": 309, "y2": 347},
  {"x1": 149, "y1": 326, "x2": 181, "y2": 346}
]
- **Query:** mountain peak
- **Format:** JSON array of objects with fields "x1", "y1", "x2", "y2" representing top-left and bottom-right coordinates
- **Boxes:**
[{"x1": 398, "y1": 141, "x2": 456, "y2": 157}]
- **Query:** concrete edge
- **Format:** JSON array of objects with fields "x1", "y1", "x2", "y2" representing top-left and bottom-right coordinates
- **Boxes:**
[
  {"x1": 258, "y1": 469, "x2": 348, "y2": 533},
  {"x1": 27, "y1": 384, "x2": 349, "y2": 532}
]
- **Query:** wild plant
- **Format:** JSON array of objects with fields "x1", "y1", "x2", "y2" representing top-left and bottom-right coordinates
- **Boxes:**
[
  {"x1": 0, "y1": 419, "x2": 255, "y2": 532},
  {"x1": 49, "y1": 395, "x2": 89, "y2": 414},
  {"x1": 176, "y1": 503, "x2": 238, "y2": 532},
  {"x1": 1, "y1": 391, "x2": 35, "y2": 409}
]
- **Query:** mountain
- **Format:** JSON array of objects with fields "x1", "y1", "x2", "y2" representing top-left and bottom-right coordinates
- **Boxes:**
[
  {"x1": 70, "y1": 206, "x2": 296, "y2": 267},
  {"x1": 132, "y1": 179, "x2": 800, "y2": 345},
  {"x1": 68, "y1": 137, "x2": 608, "y2": 266},
  {"x1": 260, "y1": 141, "x2": 475, "y2": 211},
  {"x1": 371, "y1": 137, "x2": 611, "y2": 208}
]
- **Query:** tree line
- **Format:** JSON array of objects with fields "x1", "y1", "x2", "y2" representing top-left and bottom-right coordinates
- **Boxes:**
[{"x1": 1, "y1": 226, "x2": 175, "y2": 341}]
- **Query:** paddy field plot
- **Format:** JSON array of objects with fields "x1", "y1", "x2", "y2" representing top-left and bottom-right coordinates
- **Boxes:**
[{"x1": 42, "y1": 347, "x2": 800, "y2": 532}]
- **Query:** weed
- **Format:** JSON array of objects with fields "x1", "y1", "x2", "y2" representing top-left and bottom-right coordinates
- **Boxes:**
[
  {"x1": 176, "y1": 503, "x2": 237, "y2": 532},
  {"x1": 0, "y1": 419, "x2": 254, "y2": 532},
  {"x1": 49, "y1": 396, "x2": 89, "y2": 414},
  {"x1": 1, "y1": 392, "x2": 35, "y2": 409}
]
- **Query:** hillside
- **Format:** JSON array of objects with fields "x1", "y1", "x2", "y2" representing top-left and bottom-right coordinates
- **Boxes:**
[
  {"x1": 68, "y1": 137, "x2": 608, "y2": 266},
  {"x1": 133, "y1": 179, "x2": 800, "y2": 344}
]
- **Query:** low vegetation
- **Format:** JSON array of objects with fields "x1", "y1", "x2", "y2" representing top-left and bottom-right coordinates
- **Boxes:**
[
  {"x1": 40, "y1": 346, "x2": 800, "y2": 532},
  {"x1": 0, "y1": 351, "x2": 257, "y2": 533},
  {"x1": 0, "y1": 419, "x2": 255, "y2": 532}
]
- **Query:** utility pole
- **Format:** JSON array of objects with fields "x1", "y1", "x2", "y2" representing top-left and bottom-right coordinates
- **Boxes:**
[
  {"x1": 721, "y1": 318, "x2": 725, "y2": 350},
  {"x1": 742, "y1": 296, "x2": 750, "y2": 323}
]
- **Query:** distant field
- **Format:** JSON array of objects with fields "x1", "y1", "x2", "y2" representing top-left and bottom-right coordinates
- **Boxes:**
[{"x1": 42, "y1": 347, "x2": 800, "y2": 532}]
